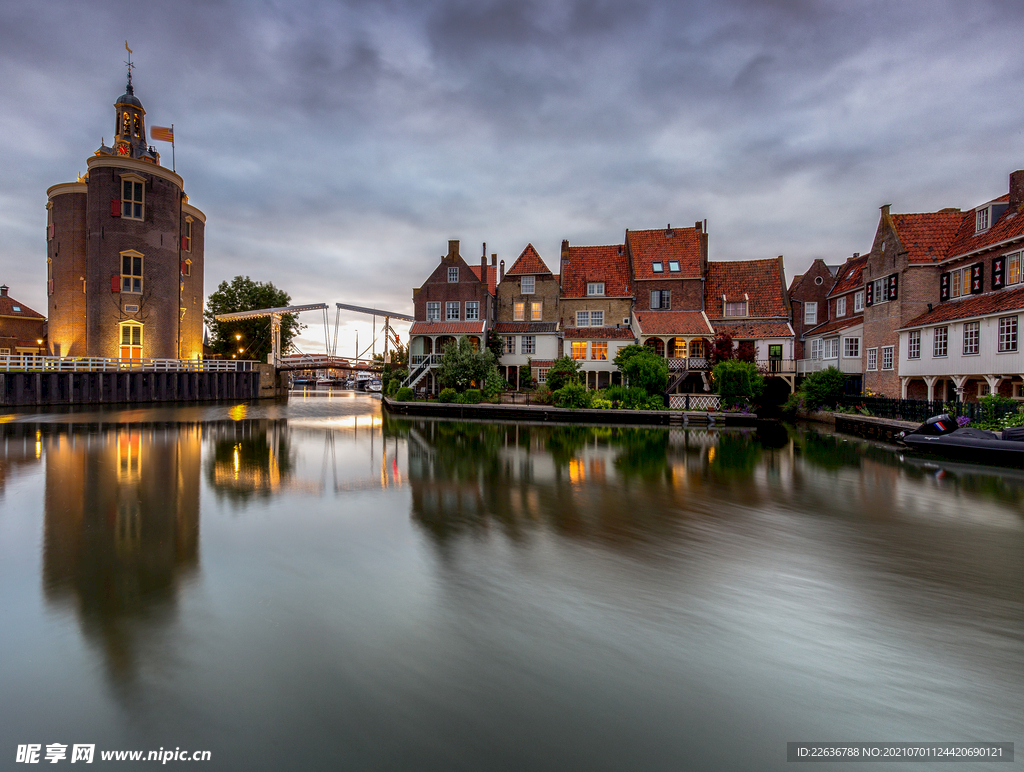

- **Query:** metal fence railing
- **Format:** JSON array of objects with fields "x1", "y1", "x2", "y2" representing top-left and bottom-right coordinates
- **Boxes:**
[
  {"x1": 835, "y1": 395, "x2": 1022, "y2": 423},
  {"x1": 0, "y1": 355, "x2": 257, "y2": 373}
]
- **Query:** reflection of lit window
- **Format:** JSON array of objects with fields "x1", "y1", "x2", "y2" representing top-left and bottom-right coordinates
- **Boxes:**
[
  {"x1": 115, "y1": 500, "x2": 141, "y2": 555},
  {"x1": 117, "y1": 431, "x2": 142, "y2": 481},
  {"x1": 569, "y1": 458, "x2": 585, "y2": 483}
]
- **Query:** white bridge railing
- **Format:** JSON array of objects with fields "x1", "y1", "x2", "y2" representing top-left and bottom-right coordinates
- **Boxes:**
[{"x1": 0, "y1": 355, "x2": 258, "y2": 373}]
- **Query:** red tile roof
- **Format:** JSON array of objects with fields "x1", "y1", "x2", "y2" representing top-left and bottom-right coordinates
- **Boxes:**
[
  {"x1": 890, "y1": 211, "x2": 965, "y2": 264},
  {"x1": 531, "y1": 359, "x2": 555, "y2": 368},
  {"x1": 0, "y1": 292, "x2": 45, "y2": 319},
  {"x1": 494, "y1": 322, "x2": 557, "y2": 333},
  {"x1": 467, "y1": 265, "x2": 497, "y2": 295},
  {"x1": 711, "y1": 321, "x2": 794, "y2": 338},
  {"x1": 827, "y1": 254, "x2": 868, "y2": 297},
  {"x1": 945, "y1": 202, "x2": 1024, "y2": 260},
  {"x1": 409, "y1": 321, "x2": 486, "y2": 336},
  {"x1": 560, "y1": 244, "x2": 631, "y2": 298},
  {"x1": 504, "y1": 244, "x2": 552, "y2": 276},
  {"x1": 901, "y1": 285, "x2": 1024, "y2": 328},
  {"x1": 563, "y1": 327, "x2": 636, "y2": 340},
  {"x1": 803, "y1": 315, "x2": 863, "y2": 338},
  {"x1": 627, "y1": 226, "x2": 704, "y2": 279},
  {"x1": 704, "y1": 258, "x2": 789, "y2": 319},
  {"x1": 634, "y1": 311, "x2": 713, "y2": 335}
]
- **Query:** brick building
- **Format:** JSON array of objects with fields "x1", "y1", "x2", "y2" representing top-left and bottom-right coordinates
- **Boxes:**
[
  {"x1": 46, "y1": 69, "x2": 205, "y2": 360},
  {"x1": 799, "y1": 254, "x2": 867, "y2": 394},
  {"x1": 0, "y1": 285, "x2": 46, "y2": 356},
  {"x1": 788, "y1": 258, "x2": 839, "y2": 360},
  {"x1": 495, "y1": 244, "x2": 559, "y2": 387},
  {"x1": 558, "y1": 240, "x2": 635, "y2": 389},
  {"x1": 897, "y1": 170, "x2": 1024, "y2": 401},
  {"x1": 406, "y1": 240, "x2": 495, "y2": 392},
  {"x1": 861, "y1": 206, "x2": 962, "y2": 396}
]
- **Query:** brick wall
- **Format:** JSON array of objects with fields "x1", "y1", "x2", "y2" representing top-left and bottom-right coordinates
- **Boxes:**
[
  {"x1": 633, "y1": 278, "x2": 703, "y2": 311},
  {"x1": 412, "y1": 242, "x2": 491, "y2": 321},
  {"x1": 47, "y1": 185, "x2": 89, "y2": 357},
  {"x1": 496, "y1": 273, "x2": 559, "y2": 322},
  {"x1": 789, "y1": 259, "x2": 835, "y2": 359}
]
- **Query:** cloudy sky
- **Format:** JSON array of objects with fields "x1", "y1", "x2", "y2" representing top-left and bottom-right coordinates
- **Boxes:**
[{"x1": 3, "y1": 0, "x2": 1024, "y2": 355}]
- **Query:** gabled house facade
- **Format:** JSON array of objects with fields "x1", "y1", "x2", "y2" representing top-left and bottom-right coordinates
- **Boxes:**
[
  {"x1": 788, "y1": 258, "x2": 839, "y2": 360},
  {"x1": 495, "y1": 244, "x2": 559, "y2": 388},
  {"x1": 799, "y1": 254, "x2": 867, "y2": 393},
  {"x1": 897, "y1": 170, "x2": 1024, "y2": 401},
  {"x1": 406, "y1": 240, "x2": 495, "y2": 393},
  {"x1": 0, "y1": 285, "x2": 47, "y2": 356},
  {"x1": 861, "y1": 206, "x2": 964, "y2": 396},
  {"x1": 704, "y1": 256, "x2": 796, "y2": 390},
  {"x1": 558, "y1": 240, "x2": 635, "y2": 389}
]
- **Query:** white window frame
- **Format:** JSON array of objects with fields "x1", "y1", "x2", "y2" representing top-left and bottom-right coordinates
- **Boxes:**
[
  {"x1": 576, "y1": 311, "x2": 590, "y2": 327},
  {"x1": 933, "y1": 326, "x2": 948, "y2": 357},
  {"x1": 447, "y1": 267, "x2": 459, "y2": 283},
  {"x1": 120, "y1": 173, "x2": 145, "y2": 220},
  {"x1": 521, "y1": 276, "x2": 535, "y2": 294},
  {"x1": 872, "y1": 278, "x2": 889, "y2": 304},
  {"x1": 465, "y1": 301, "x2": 479, "y2": 321},
  {"x1": 853, "y1": 291, "x2": 864, "y2": 313},
  {"x1": 907, "y1": 330, "x2": 921, "y2": 360},
  {"x1": 426, "y1": 302, "x2": 440, "y2": 321},
  {"x1": 824, "y1": 338, "x2": 839, "y2": 359},
  {"x1": 950, "y1": 266, "x2": 970, "y2": 299},
  {"x1": 842, "y1": 336, "x2": 859, "y2": 358},
  {"x1": 445, "y1": 301, "x2": 460, "y2": 321},
  {"x1": 120, "y1": 250, "x2": 144, "y2": 294},
  {"x1": 866, "y1": 348, "x2": 877, "y2": 371},
  {"x1": 963, "y1": 321, "x2": 979, "y2": 355},
  {"x1": 724, "y1": 301, "x2": 747, "y2": 317},
  {"x1": 976, "y1": 207, "x2": 989, "y2": 233},
  {"x1": 809, "y1": 339, "x2": 823, "y2": 360},
  {"x1": 590, "y1": 310, "x2": 603, "y2": 327},
  {"x1": 530, "y1": 301, "x2": 542, "y2": 321},
  {"x1": 503, "y1": 336, "x2": 515, "y2": 355},
  {"x1": 835, "y1": 296, "x2": 846, "y2": 317},
  {"x1": 804, "y1": 302, "x2": 817, "y2": 325},
  {"x1": 1007, "y1": 252, "x2": 1022, "y2": 287},
  {"x1": 571, "y1": 341, "x2": 587, "y2": 360},
  {"x1": 881, "y1": 345, "x2": 894, "y2": 370},
  {"x1": 591, "y1": 341, "x2": 608, "y2": 361},
  {"x1": 651, "y1": 290, "x2": 670, "y2": 310},
  {"x1": 514, "y1": 301, "x2": 525, "y2": 321},
  {"x1": 521, "y1": 336, "x2": 536, "y2": 355},
  {"x1": 586, "y1": 282, "x2": 605, "y2": 296},
  {"x1": 999, "y1": 316, "x2": 1018, "y2": 352}
]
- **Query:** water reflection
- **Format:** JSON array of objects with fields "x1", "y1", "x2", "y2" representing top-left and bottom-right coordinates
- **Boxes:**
[{"x1": 40, "y1": 423, "x2": 201, "y2": 684}]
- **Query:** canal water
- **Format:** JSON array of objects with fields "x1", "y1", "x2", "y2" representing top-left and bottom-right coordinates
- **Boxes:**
[{"x1": 0, "y1": 394, "x2": 1021, "y2": 771}]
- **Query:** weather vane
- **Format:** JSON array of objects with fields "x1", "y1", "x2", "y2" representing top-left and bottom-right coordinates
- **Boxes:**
[{"x1": 124, "y1": 41, "x2": 134, "y2": 92}]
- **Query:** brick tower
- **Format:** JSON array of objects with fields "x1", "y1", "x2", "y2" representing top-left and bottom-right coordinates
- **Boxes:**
[{"x1": 46, "y1": 61, "x2": 205, "y2": 360}]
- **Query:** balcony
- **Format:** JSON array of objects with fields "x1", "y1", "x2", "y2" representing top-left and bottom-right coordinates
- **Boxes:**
[{"x1": 797, "y1": 358, "x2": 861, "y2": 375}]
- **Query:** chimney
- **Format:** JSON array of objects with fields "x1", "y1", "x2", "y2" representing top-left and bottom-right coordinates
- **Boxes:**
[
  {"x1": 481, "y1": 253, "x2": 487, "y2": 287},
  {"x1": 448, "y1": 239, "x2": 459, "y2": 260},
  {"x1": 0, "y1": 285, "x2": 7, "y2": 298},
  {"x1": 853, "y1": 252, "x2": 860, "y2": 258},
  {"x1": 500, "y1": 260, "x2": 505, "y2": 282},
  {"x1": 666, "y1": 223, "x2": 673, "y2": 236},
  {"x1": 491, "y1": 253, "x2": 497, "y2": 269},
  {"x1": 694, "y1": 221, "x2": 701, "y2": 232},
  {"x1": 1010, "y1": 170, "x2": 1024, "y2": 210}
]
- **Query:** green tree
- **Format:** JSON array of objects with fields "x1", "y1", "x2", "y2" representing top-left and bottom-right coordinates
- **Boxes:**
[
  {"x1": 800, "y1": 366, "x2": 847, "y2": 409},
  {"x1": 613, "y1": 344, "x2": 669, "y2": 395},
  {"x1": 436, "y1": 336, "x2": 497, "y2": 392},
  {"x1": 545, "y1": 356, "x2": 582, "y2": 392},
  {"x1": 204, "y1": 276, "x2": 303, "y2": 361},
  {"x1": 711, "y1": 359, "x2": 765, "y2": 408}
]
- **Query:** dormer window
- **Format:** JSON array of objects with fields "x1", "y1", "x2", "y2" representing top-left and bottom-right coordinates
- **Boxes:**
[
  {"x1": 724, "y1": 300, "x2": 748, "y2": 317},
  {"x1": 586, "y1": 282, "x2": 604, "y2": 296},
  {"x1": 976, "y1": 207, "x2": 990, "y2": 233},
  {"x1": 652, "y1": 261, "x2": 663, "y2": 273},
  {"x1": 668, "y1": 261, "x2": 680, "y2": 272}
]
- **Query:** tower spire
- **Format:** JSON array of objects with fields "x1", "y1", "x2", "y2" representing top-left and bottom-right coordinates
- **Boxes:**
[{"x1": 124, "y1": 41, "x2": 135, "y2": 95}]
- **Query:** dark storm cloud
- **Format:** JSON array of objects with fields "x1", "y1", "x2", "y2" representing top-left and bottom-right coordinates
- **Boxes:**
[{"x1": 3, "y1": 0, "x2": 1024, "y2": 350}]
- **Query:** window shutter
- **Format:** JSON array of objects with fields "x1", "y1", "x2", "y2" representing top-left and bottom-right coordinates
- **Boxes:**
[
  {"x1": 110, "y1": 199, "x2": 121, "y2": 217},
  {"x1": 48, "y1": 224, "x2": 55, "y2": 239},
  {"x1": 888, "y1": 273, "x2": 898, "y2": 301},
  {"x1": 992, "y1": 256, "x2": 1005, "y2": 289},
  {"x1": 111, "y1": 275, "x2": 121, "y2": 293},
  {"x1": 939, "y1": 272, "x2": 950, "y2": 302},
  {"x1": 48, "y1": 280, "x2": 54, "y2": 295},
  {"x1": 180, "y1": 261, "x2": 187, "y2": 275},
  {"x1": 181, "y1": 236, "x2": 189, "y2": 251},
  {"x1": 865, "y1": 281, "x2": 873, "y2": 306},
  {"x1": 971, "y1": 263, "x2": 984, "y2": 294}
]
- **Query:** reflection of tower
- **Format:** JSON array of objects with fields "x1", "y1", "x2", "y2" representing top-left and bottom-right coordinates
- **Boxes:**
[{"x1": 42, "y1": 424, "x2": 201, "y2": 683}]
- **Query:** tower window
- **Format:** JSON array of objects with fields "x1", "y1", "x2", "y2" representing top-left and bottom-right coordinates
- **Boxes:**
[
  {"x1": 121, "y1": 252, "x2": 143, "y2": 294},
  {"x1": 184, "y1": 217, "x2": 193, "y2": 252},
  {"x1": 121, "y1": 176, "x2": 144, "y2": 220},
  {"x1": 119, "y1": 322, "x2": 143, "y2": 361}
]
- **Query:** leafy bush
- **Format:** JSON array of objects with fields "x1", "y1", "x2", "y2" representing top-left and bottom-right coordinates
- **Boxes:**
[
  {"x1": 552, "y1": 381, "x2": 592, "y2": 409},
  {"x1": 438, "y1": 387, "x2": 457, "y2": 403},
  {"x1": 613, "y1": 345, "x2": 669, "y2": 395},
  {"x1": 545, "y1": 356, "x2": 582, "y2": 392},
  {"x1": 801, "y1": 366, "x2": 847, "y2": 409},
  {"x1": 395, "y1": 386, "x2": 414, "y2": 402},
  {"x1": 385, "y1": 378, "x2": 400, "y2": 396},
  {"x1": 533, "y1": 384, "x2": 553, "y2": 404},
  {"x1": 519, "y1": 363, "x2": 534, "y2": 390},
  {"x1": 463, "y1": 389, "x2": 482, "y2": 404},
  {"x1": 591, "y1": 398, "x2": 613, "y2": 409},
  {"x1": 604, "y1": 384, "x2": 629, "y2": 403},
  {"x1": 436, "y1": 336, "x2": 497, "y2": 392},
  {"x1": 711, "y1": 360, "x2": 765, "y2": 408}
]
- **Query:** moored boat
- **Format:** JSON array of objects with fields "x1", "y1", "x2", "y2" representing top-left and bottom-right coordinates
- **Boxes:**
[{"x1": 897, "y1": 414, "x2": 1024, "y2": 466}]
